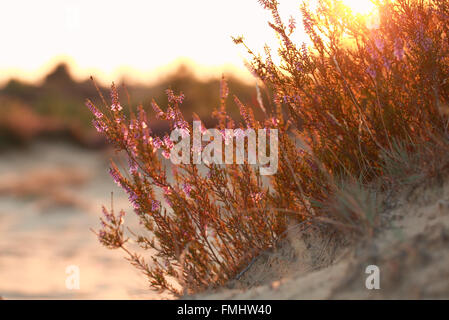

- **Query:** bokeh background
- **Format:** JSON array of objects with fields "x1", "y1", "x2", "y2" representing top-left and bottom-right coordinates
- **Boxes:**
[
  {"x1": 0, "y1": 0, "x2": 276, "y2": 299},
  {"x1": 0, "y1": 0, "x2": 370, "y2": 299}
]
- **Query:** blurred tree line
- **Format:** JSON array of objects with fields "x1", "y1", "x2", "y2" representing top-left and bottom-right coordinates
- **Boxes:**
[{"x1": 0, "y1": 63, "x2": 260, "y2": 149}]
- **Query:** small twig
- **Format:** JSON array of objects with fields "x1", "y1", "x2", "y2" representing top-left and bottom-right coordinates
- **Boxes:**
[{"x1": 235, "y1": 257, "x2": 257, "y2": 280}]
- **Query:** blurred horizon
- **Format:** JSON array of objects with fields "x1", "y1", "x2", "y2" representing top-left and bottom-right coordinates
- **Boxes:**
[
  {"x1": 0, "y1": 0, "x2": 376, "y2": 87},
  {"x1": 0, "y1": 60, "x2": 265, "y2": 150},
  {"x1": 0, "y1": 56, "x2": 256, "y2": 87},
  {"x1": 0, "y1": 0, "x2": 306, "y2": 87}
]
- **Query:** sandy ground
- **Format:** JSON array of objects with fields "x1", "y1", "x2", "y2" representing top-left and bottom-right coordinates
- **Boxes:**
[
  {"x1": 0, "y1": 142, "x2": 165, "y2": 299},
  {"x1": 3, "y1": 142, "x2": 449, "y2": 300},
  {"x1": 195, "y1": 174, "x2": 449, "y2": 299}
]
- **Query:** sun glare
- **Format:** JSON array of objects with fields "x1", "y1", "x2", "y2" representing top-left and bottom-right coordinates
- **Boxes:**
[
  {"x1": 341, "y1": 0, "x2": 376, "y2": 15},
  {"x1": 0, "y1": 0, "x2": 380, "y2": 85}
]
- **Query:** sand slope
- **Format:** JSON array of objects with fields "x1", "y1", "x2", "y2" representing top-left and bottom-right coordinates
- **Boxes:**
[{"x1": 195, "y1": 176, "x2": 449, "y2": 300}]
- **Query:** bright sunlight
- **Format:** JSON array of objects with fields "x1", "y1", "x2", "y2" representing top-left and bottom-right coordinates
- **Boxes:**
[{"x1": 341, "y1": 0, "x2": 377, "y2": 15}]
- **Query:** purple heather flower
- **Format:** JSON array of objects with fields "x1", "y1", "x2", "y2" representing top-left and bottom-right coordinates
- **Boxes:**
[
  {"x1": 162, "y1": 150, "x2": 171, "y2": 159},
  {"x1": 128, "y1": 192, "x2": 140, "y2": 212},
  {"x1": 86, "y1": 101, "x2": 103, "y2": 118},
  {"x1": 366, "y1": 44, "x2": 379, "y2": 61},
  {"x1": 288, "y1": 16, "x2": 296, "y2": 33},
  {"x1": 128, "y1": 158, "x2": 138, "y2": 175},
  {"x1": 130, "y1": 119, "x2": 139, "y2": 132},
  {"x1": 102, "y1": 206, "x2": 113, "y2": 222},
  {"x1": 301, "y1": 43, "x2": 308, "y2": 58},
  {"x1": 258, "y1": 0, "x2": 273, "y2": 10},
  {"x1": 151, "y1": 100, "x2": 164, "y2": 119},
  {"x1": 115, "y1": 115, "x2": 124, "y2": 124},
  {"x1": 151, "y1": 200, "x2": 161, "y2": 211},
  {"x1": 163, "y1": 186, "x2": 172, "y2": 195},
  {"x1": 366, "y1": 66, "x2": 377, "y2": 79},
  {"x1": 220, "y1": 77, "x2": 229, "y2": 100},
  {"x1": 421, "y1": 36, "x2": 432, "y2": 51},
  {"x1": 111, "y1": 103, "x2": 123, "y2": 112},
  {"x1": 92, "y1": 120, "x2": 106, "y2": 133},
  {"x1": 109, "y1": 167, "x2": 123, "y2": 188},
  {"x1": 98, "y1": 230, "x2": 107, "y2": 240},
  {"x1": 294, "y1": 95, "x2": 301, "y2": 103},
  {"x1": 272, "y1": 10, "x2": 282, "y2": 27},
  {"x1": 165, "y1": 89, "x2": 185, "y2": 104},
  {"x1": 306, "y1": 158, "x2": 319, "y2": 172},
  {"x1": 163, "y1": 135, "x2": 174, "y2": 149},
  {"x1": 374, "y1": 37, "x2": 384, "y2": 52},
  {"x1": 167, "y1": 107, "x2": 176, "y2": 120},
  {"x1": 383, "y1": 58, "x2": 392, "y2": 71},
  {"x1": 152, "y1": 136, "x2": 163, "y2": 149},
  {"x1": 414, "y1": 22, "x2": 432, "y2": 51},
  {"x1": 142, "y1": 134, "x2": 150, "y2": 144},
  {"x1": 164, "y1": 195, "x2": 172, "y2": 207},
  {"x1": 250, "y1": 192, "x2": 264, "y2": 204},
  {"x1": 301, "y1": 7, "x2": 313, "y2": 34},
  {"x1": 182, "y1": 183, "x2": 192, "y2": 197},
  {"x1": 394, "y1": 39, "x2": 404, "y2": 60},
  {"x1": 243, "y1": 60, "x2": 258, "y2": 79},
  {"x1": 235, "y1": 97, "x2": 251, "y2": 128},
  {"x1": 111, "y1": 83, "x2": 119, "y2": 104},
  {"x1": 129, "y1": 145, "x2": 138, "y2": 159},
  {"x1": 282, "y1": 37, "x2": 294, "y2": 51},
  {"x1": 122, "y1": 126, "x2": 129, "y2": 140}
]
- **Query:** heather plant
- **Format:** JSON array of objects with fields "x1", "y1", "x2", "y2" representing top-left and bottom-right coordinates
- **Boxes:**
[{"x1": 87, "y1": 0, "x2": 449, "y2": 295}]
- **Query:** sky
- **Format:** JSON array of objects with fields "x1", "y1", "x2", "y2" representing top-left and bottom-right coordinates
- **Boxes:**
[{"x1": 0, "y1": 0, "x2": 375, "y2": 85}]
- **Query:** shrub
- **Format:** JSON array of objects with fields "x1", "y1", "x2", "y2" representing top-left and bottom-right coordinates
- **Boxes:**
[{"x1": 87, "y1": 0, "x2": 449, "y2": 295}]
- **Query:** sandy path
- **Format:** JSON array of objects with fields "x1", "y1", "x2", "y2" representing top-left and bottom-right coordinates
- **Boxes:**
[{"x1": 0, "y1": 142, "x2": 164, "y2": 299}]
